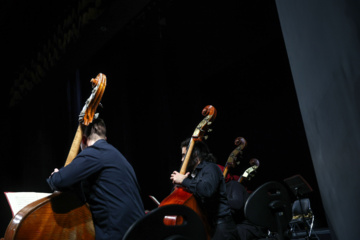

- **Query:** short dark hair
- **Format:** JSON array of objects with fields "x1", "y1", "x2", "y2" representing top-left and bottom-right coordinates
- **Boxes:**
[
  {"x1": 181, "y1": 138, "x2": 216, "y2": 163},
  {"x1": 83, "y1": 118, "x2": 106, "y2": 140}
]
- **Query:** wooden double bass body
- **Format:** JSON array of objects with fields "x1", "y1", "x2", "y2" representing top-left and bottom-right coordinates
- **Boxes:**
[
  {"x1": 159, "y1": 105, "x2": 217, "y2": 240},
  {"x1": 3, "y1": 73, "x2": 106, "y2": 240}
]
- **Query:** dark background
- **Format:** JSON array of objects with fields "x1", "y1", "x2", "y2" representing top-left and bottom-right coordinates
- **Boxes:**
[{"x1": 0, "y1": 0, "x2": 333, "y2": 237}]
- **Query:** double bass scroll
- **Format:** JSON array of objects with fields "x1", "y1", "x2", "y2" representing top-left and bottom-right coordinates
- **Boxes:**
[
  {"x1": 238, "y1": 158, "x2": 260, "y2": 183},
  {"x1": 179, "y1": 105, "x2": 217, "y2": 175},
  {"x1": 65, "y1": 73, "x2": 106, "y2": 166},
  {"x1": 222, "y1": 137, "x2": 247, "y2": 179},
  {"x1": 221, "y1": 137, "x2": 259, "y2": 184}
]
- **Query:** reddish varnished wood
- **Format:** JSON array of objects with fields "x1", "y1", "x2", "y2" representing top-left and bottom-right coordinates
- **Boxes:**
[
  {"x1": 160, "y1": 187, "x2": 209, "y2": 228},
  {"x1": 4, "y1": 192, "x2": 94, "y2": 240},
  {"x1": 160, "y1": 187, "x2": 205, "y2": 216}
]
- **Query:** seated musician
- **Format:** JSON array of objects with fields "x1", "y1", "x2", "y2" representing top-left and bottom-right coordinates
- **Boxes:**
[
  {"x1": 217, "y1": 165, "x2": 267, "y2": 240},
  {"x1": 170, "y1": 138, "x2": 239, "y2": 240},
  {"x1": 47, "y1": 118, "x2": 145, "y2": 240}
]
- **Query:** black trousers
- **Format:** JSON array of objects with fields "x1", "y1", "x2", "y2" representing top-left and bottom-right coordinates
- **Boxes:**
[{"x1": 212, "y1": 215, "x2": 240, "y2": 240}]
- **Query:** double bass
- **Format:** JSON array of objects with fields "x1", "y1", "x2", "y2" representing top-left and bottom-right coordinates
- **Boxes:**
[
  {"x1": 222, "y1": 136, "x2": 259, "y2": 183},
  {"x1": 3, "y1": 73, "x2": 106, "y2": 240},
  {"x1": 222, "y1": 137, "x2": 247, "y2": 179},
  {"x1": 159, "y1": 105, "x2": 217, "y2": 240}
]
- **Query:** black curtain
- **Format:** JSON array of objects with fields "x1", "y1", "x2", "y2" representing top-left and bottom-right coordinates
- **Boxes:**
[{"x1": 275, "y1": 1, "x2": 360, "y2": 239}]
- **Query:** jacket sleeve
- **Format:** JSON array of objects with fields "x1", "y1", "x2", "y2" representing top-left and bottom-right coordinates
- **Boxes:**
[
  {"x1": 182, "y1": 164, "x2": 220, "y2": 198},
  {"x1": 47, "y1": 150, "x2": 103, "y2": 191}
]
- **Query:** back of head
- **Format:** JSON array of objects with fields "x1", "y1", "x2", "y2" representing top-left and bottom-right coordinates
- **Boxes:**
[
  {"x1": 181, "y1": 138, "x2": 216, "y2": 163},
  {"x1": 83, "y1": 118, "x2": 107, "y2": 141}
]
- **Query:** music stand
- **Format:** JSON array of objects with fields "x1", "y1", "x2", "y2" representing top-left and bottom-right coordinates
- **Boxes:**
[
  {"x1": 283, "y1": 174, "x2": 313, "y2": 198},
  {"x1": 283, "y1": 175, "x2": 313, "y2": 239}
]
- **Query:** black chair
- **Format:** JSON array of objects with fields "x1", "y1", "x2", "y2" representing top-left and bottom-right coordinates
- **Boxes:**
[
  {"x1": 244, "y1": 181, "x2": 292, "y2": 240},
  {"x1": 288, "y1": 198, "x2": 316, "y2": 239},
  {"x1": 122, "y1": 204, "x2": 207, "y2": 240},
  {"x1": 283, "y1": 174, "x2": 318, "y2": 239}
]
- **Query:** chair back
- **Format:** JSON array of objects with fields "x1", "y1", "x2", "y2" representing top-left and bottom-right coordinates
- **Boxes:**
[
  {"x1": 289, "y1": 198, "x2": 315, "y2": 239},
  {"x1": 123, "y1": 204, "x2": 207, "y2": 240},
  {"x1": 292, "y1": 198, "x2": 311, "y2": 216},
  {"x1": 244, "y1": 181, "x2": 292, "y2": 240}
]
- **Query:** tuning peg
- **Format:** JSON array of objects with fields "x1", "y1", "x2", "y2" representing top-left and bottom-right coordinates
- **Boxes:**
[
  {"x1": 207, "y1": 121, "x2": 212, "y2": 125},
  {"x1": 207, "y1": 129, "x2": 213, "y2": 132},
  {"x1": 204, "y1": 135, "x2": 209, "y2": 140}
]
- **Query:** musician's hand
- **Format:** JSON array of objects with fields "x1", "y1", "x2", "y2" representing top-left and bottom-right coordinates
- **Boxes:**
[
  {"x1": 170, "y1": 171, "x2": 190, "y2": 184},
  {"x1": 50, "y1": 168, "x2": 59, "y2": 177}
]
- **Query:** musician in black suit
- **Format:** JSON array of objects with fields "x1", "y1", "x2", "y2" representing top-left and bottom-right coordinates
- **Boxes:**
[
  {"x1": 47, "y1": 118, "x2": 145, "y2": 240},
  {"x1": 171, "y1": 138, "x2": 239, "y2": 240}
]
